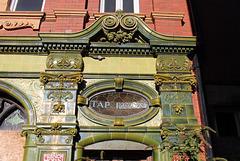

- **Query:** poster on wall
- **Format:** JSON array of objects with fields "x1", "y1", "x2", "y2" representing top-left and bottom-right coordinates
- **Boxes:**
[
  {"x1": 40, "y1": 151, "x2": 67, "y2": 161},
  {"x1": 43, "y1": 153, "x2": 65, "y2": 161}
]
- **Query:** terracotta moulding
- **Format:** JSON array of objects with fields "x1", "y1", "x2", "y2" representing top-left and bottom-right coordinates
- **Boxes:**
[{"x1": 0, "y1": 11, "x2": 44, "y2": 30}]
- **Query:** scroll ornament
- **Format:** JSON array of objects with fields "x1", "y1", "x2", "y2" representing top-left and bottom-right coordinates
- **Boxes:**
[
  {"x1": 0, "y1": 20, "x2": 35, "y2": 30},
  {"x1": 99, "y1": 12, "x2": 139, "y2": 44}
]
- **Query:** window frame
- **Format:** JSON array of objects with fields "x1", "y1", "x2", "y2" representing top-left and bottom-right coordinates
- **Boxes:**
[
  {"x1": 9, "y1": 0, "x2": 46, "y2": 11},
  {"x1": 214, "y1": 109, "x2": 240, "y2": 137},
  {"x1": 99, "y1": 0, "x2": 139, "y2": 13}
]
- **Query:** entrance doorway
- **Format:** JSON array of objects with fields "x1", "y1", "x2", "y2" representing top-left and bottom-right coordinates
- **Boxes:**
[{"x1": 84, "y1": 150, "x2": 152, "y2": 161}]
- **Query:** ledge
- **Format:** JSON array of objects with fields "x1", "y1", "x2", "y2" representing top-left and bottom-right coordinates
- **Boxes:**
[
  {"x1": 44, "y1": 9, "x2": 88, "y2": 22},
  {"x1": 151, "y1": 11, "x2": 185, "y2": 21},
  {"x1": 0, "y1": 11, "x2": 44, "y2": 30},
  {"x1": 54, "y1": 9, "x2": 88, "y2": 17},
  {"x1": 88, "y1": 12, "x2": 147, "y2": 23}
]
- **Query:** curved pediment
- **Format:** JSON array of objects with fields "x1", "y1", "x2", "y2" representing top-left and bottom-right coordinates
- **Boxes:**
[{"x1": 0, "y1": 10, "x2": 196, "y2": 55}]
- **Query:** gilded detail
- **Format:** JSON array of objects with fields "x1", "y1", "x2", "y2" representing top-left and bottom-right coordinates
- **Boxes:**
[
  {"x1": 32, "y1": 123, "x2": 77, "y2": 143},
  {"x1": 56, "y1": 56, "x2": 71, "y2": 69},
  {"x1": 172, "y1": 104, "x2": 184, "y2": 115},
  {"x1": 154, "y1": 74, "x2": 196, "y2": 92},
  {"x1": 46, "y1": 53, "x2": 83, "y2": 70},
  {"x1": 40, "y1": 72, "x2": 83, "y2": 89},
  {"x1": 47, "y1": 91, "x2": 73, "y2": 113},
  {"x1": 156, "y1": 56, "x2": 191, "y2": 72},
  {"x1": 168, "y1": 58, "x2": 181, "y2": 71}
]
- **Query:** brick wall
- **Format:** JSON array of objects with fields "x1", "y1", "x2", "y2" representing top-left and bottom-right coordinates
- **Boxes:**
[
  {"x1": 0, "y1": 0, "x2": 193, "y2": 36},
  {"x1": 0, "y1": 130, "x2": 25, "y2": 161}
]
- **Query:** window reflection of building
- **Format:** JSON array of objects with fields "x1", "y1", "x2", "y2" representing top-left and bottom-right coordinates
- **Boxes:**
[
  {"x1": 9, "y1": 0, "x2": 44, "y2": 11},
  {"x1": 99, "y1": 0, "x2": 139, "y2": 13}
]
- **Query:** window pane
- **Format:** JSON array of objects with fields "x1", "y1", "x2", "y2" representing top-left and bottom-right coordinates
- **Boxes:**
[
  {"x1": 105, "y1": 0, "x2": 116, "y2": 12},
  {"x1": 15, "y1": 0, "x2": 43, "y2": 11},
  {"x1": 123, "y1": 0, "x2": 134, "y2": 13},
  {"x1": 216, "y1": 112, "x2": 238, "y2": 136}
]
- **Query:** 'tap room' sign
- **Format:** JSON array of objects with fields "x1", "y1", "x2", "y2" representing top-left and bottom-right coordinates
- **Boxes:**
[{"x1": 89, "y1": 90, "x2": 149, "y2": 119}]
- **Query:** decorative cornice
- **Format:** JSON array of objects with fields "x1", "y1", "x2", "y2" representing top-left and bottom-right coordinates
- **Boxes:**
[
  {"x1": 151, "y1": 11, "x2": 184, "y2": 21},
  {"x1": 0, "y1": 11, "x2": 196, "y2": 55},
  {"x1": 0, "y1": 11, "x2": 44, "y2": 30}
]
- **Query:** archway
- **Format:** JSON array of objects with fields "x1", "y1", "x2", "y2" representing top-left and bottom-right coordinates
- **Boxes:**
[
  {"x1": 0, "y1": 80, "x2": 36, "y2": 125},
  {"x1": 76, "y1": 133, "x2": 161, "y2": 161}
]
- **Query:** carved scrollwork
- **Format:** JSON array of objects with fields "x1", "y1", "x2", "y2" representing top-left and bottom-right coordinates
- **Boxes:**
[
  {"x1": 32, "y1": 123, "x2": 77, "y2": 143},
  {"x1": 120, "y1": 15, "x2": 138, "y2": 30},
  {"x1": 102, "y1": 15, "x2": 119, "y2": 30},
  {"x1": 0, "y1": 20, "x2": 34, "y2": 30},
  {"x1": 100, "y1": 11, "x2": 138, "y2": 44},
  {"x1": 40, "y1": 72, "x2": 83, "y2": 89},
  {"x1": 154, "y1": 74, "x2": 196, "y2": 92}
]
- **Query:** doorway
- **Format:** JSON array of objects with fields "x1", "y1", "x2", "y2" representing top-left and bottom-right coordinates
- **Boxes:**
[{"x1": 84, "y1": 150, "x2": 152, "y2": 161}]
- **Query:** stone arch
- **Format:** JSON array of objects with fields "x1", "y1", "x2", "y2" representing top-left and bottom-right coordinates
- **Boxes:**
[
  {"x1": 0, "y1": 80, "x2": 36, "y2": 125},
  {"x1": 77, "y1": 133, "x2": 160, "y2": 148}
]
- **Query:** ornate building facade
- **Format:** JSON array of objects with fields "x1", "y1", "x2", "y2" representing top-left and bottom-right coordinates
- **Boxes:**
[{"x1": 0, "y1": 0, "x2": 209, "y2": 161}]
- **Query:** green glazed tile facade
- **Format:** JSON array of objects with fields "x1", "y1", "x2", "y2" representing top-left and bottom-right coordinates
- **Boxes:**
[{"x1": 0, "y1": 12, "x2": 201, "y2": 161}]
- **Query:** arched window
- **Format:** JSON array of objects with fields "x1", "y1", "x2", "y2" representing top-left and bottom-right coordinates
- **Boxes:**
[
  {"x1": 99, "y1": 0, "x2": 139, "y2": 13},
  {"x1": 0, "y1": 92, "x2": 27, "y2": 130}
]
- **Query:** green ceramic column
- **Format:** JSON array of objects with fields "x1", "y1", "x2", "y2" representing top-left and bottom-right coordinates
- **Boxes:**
[{"x1": 153, "y1": 148, "x2": 161, "y2": 161}]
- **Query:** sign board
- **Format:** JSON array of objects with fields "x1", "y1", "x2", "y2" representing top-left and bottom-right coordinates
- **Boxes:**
[{"x1": 89, "y1": 90, "x2": 149, "y2": 119}]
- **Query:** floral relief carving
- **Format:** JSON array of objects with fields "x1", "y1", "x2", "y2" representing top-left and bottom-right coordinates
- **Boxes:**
[
  {"x1": 46, "y1": 54, "x2": 83, "y2": 70},
  {"x1": 98, "y1": 11, "x2": 143, "y2": 44},
  {"x1": 156, "y1": 56, "x2": 191, "y2": 72}
]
